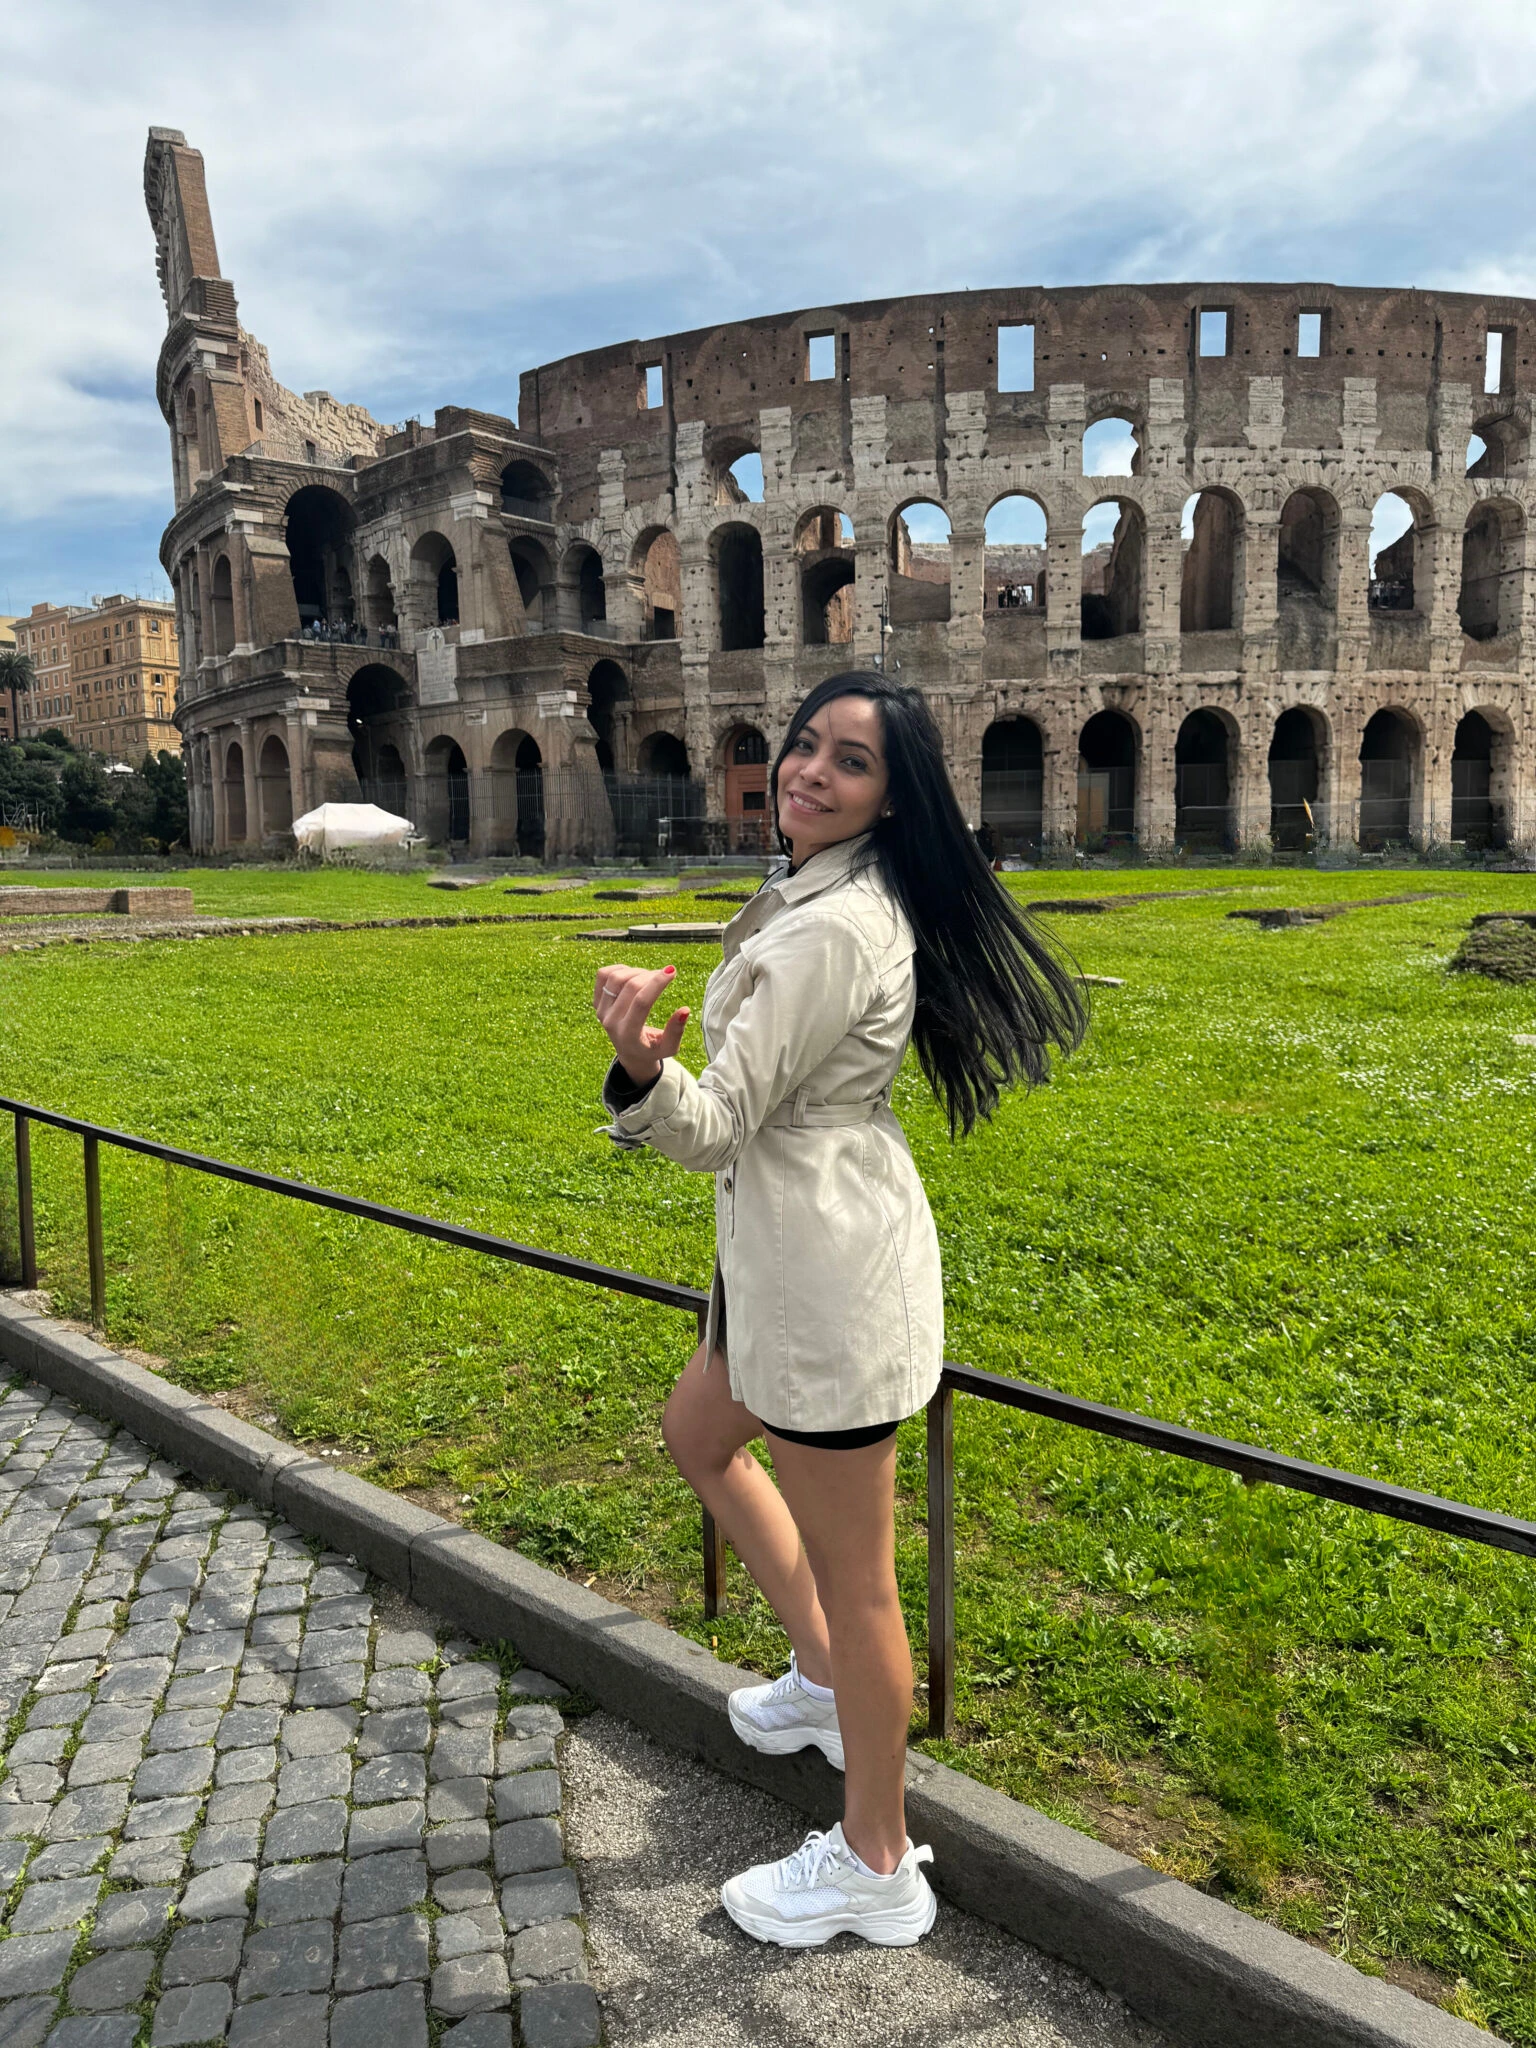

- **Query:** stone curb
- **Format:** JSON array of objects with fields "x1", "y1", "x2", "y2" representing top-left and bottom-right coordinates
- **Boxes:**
[{"x1": 0, "y1": 1295, "x2": 1485, "y2": 2048}]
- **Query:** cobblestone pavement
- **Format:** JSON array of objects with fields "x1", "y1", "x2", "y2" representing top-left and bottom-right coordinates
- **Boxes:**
[
  {"x1": 0, "y1": 1379, "x2": 601, "y2": 2048},
  {"x1": 562, "y1": 1714, "x2": 1175, "y2": 2048}
]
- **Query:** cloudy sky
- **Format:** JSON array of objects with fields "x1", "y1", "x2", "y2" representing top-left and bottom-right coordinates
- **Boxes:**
[{"x1": 4, "y1": 0, "x2": 1536, "y2": 610}]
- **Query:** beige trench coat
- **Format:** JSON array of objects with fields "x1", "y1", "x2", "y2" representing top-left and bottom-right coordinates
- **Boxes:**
[{"x1": 602, "y1": 833, "x2": 944, "y2": 1432}]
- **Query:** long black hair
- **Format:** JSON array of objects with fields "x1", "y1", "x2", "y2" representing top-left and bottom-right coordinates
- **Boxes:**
[{"x1": 771, "y1": 671, "x2": 1087, "y2": 1136}]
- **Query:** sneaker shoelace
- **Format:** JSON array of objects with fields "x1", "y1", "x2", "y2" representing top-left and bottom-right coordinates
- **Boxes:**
[{"x1": 773, "y1": 1829, "x2": 848, "y2": 1893}]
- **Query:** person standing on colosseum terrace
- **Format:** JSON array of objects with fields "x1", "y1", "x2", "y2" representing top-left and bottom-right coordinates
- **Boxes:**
[{"x1": 594, "y1": 671, "x2": 1085, "y2": 1947}]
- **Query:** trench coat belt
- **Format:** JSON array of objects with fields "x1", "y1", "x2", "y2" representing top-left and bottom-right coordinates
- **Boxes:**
[{"x1": 759, "y1": 1087, "x2": 889, "y2": 1130}]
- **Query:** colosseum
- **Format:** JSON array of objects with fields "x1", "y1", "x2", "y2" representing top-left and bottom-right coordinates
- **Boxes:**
[{"x1": 147, "y1": 127, "x2": 1534, "y2": 861}]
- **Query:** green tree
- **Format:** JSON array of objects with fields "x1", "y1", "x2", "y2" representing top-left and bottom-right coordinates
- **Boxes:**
[
  {"x1": 57, "y1": 755, "x2": 117, "y2": 843},
  {"x1": 0, "y1": 648, "x2": 36, "y2": 744},
  {"x1": 114, "y1": 751, "x2": 188, "y2": 851},
  {"x1": 0, "y1": 743, "x2": 62, "y2": 831}
]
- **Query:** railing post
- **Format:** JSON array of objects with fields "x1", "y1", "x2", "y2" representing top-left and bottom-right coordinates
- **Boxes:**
[
  {"x1": 926, "y1": 1380, "x2": 956, "y2": 1740},
  {"x1": 83, "y1": 1135, "x2": 105, "y2": 1330},
  {"x1": 13, "y1": 1113, "x2": 36, "y2": 1290}
]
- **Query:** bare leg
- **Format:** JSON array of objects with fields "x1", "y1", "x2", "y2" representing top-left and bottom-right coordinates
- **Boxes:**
[
  {"x1": 767, "y1": 1432, "x2": 909, "y2": 1873},
  {"x1": 662, "y1": 1346, "x2": 833, "y2": 1686}
]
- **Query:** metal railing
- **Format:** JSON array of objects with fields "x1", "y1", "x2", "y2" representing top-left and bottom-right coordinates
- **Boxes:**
[{"x1": 6, "y1": 1093, "x2": 1534, "y2": 1741}]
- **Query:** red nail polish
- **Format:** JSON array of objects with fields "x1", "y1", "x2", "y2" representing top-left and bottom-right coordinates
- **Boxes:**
[{"x1": 665, "y1": 964, "x2": 675, "y2": 973}]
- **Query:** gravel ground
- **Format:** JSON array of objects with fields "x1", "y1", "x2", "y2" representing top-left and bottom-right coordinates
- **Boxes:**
[{"x1": 561, "y1": 1712, "x2": 1176, "y2": 2048}]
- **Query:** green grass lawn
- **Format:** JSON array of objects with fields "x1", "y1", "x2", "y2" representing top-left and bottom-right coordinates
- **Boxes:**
[{"x1": 2, "y1": 860, "x2": 1534, "y2": 2036}]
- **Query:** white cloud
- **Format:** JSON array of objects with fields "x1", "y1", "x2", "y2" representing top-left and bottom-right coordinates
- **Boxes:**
[{"x1": 6, "y1": 0, "x2": 1536, "y2": 572}]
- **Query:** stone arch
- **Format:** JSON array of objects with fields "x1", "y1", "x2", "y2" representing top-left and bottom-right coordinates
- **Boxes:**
[
  {"x1": 1368, "y1": 488, "x2": 1435, "y2": 614},
  {"x1": 1277, "y1": 487, "x2": 1340, "y2": 666},
  {"x1": 284, "y1": 485, "x2": 355, "y2": 631},
  {"x1": 980, "y1": 717, "x2": 1044, "y2": 853},
  {"x1": 1269, "y1": 705, "x2": 1329, "y2": 849},
  {"x1": 630, "y1": 526, "x2": 681, "y2": 640},
  {"x1": 709, "y1": 431, "x2": 763, "y2": 506},
  {"x1": 410, "y1": 532, "x2": 459, "y2": 627},
  {"x1": 795, "y1": 507, "x2": 856, "y2": 645},
  {"x1": 586, "y1": 658, "x2": 629, "y2": 772},
  {"x1": 257, "y1": 733, "x2": 293, "y2": 839},
  {"x1": 560, "y1": 542, "x2": 607, "y2": 632},
  {"x1": 1358, "y1": 706, "x2": 1421, "y2": 847},
  {"x1": 490, "y1": 726, "x2": 542, "y2": 856},
  {"x1": 422, "y1": 734, "x2": 470, "y2": 844},
  {"x1": 347, "y1": 665, "x2": 411, "y2": 813},
  {"x1": 1468, "y1": 408, "x2": 1528, "y2": 481},
  {"x1": 1081, "y1": 499, "x2": 1143, "y2": 639},
  {"x1": 1174, "y1": 706, "x2": 1238, "y2": 846},
  {"x1": 889, "y1": 500, "x2": 951, "y2": 624},
  {"x1": 1082, "y1": 413, "x2": 1141, "y2": 478},
  {"x1": 714, "y1": 523, "x2": 765, "y2": 650},
  {"x1": 1452, "y1": 706, "x2": 1512, "y2": 847},
  {"x1": 363, "y1": 555, "x2": 397, "y2": 634},
  {"x1": 509, "y1": 536, "x2": 555, "y2": 630},
  {"x1": 224, "y1": 738, "x2": 246, "y2": 841},
  {"x1": 984, "y1": 494, "x2": 1048, "y2": 614},
  {"x1": 638, "y1": 729, "x2": 690, "y2": 778},
  {"x1": 1180, "y1": 487, "x2": 1245, "y2": 633},
  {"x1": 1077, "y1": 709, "x2": 1138, "y2": 844},
  {"x1": 500, "y1": 461, "x2": 554, "y2": 518},
  {"x1": 1458, "y1": 495, "x2": 1524, "y2": 643},
  {"x1": 210, "y1": 554, "x2": 235, "y2": 657}
]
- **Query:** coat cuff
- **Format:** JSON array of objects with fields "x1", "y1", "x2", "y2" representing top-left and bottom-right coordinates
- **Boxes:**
[{"x1": 599, "y1": 1057, "x2": 685, "y2": 1148}]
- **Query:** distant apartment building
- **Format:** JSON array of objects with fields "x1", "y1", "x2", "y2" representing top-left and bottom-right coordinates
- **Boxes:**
[
  {"x1": 0, "y1": 617, "x2": 16, "y2": 742},
  {"x1": 66, "y1": 597, "x2": 181, "y2": 761},
  {"x1": 12, "y1": 602, "x2": 86, "y2": 742}
]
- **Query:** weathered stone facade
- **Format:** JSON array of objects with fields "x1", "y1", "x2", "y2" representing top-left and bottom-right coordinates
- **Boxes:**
[{"x1": 149, "y1": 128, "x2": 1534, "y2": 859}]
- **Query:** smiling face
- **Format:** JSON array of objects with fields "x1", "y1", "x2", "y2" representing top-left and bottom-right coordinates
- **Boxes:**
[{"x1": 775, "y1": 693, "x2": 891, "y2": 863}]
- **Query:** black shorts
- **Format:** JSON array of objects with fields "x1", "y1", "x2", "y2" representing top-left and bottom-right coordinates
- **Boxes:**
[{"x1": 762, "y1": 1419, "x2": 900, "y2": 1450}]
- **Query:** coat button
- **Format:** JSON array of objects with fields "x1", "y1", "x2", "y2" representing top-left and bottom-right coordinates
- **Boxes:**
[{"x1": 723, "y1": 1175, "x2": 733, "y2": 1192}]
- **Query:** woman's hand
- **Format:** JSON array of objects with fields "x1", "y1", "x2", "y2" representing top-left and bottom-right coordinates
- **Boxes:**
[{"x1": 594, "y1": 963, "x2": 690, "y2": 1086}]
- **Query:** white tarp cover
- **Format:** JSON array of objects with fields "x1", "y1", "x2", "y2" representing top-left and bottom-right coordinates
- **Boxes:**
[{"x1": 292, "y1": 802, "x2": 416, "y2": 854}]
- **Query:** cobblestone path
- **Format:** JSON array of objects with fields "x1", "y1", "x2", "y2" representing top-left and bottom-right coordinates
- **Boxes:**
[{"x1": 0, "y1": 1379, "x2": 600, "y2": 2048}]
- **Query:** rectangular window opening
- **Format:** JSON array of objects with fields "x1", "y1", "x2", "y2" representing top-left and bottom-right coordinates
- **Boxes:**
[
  {"x1": 805, "y1": 332, "x2": 836, "y2": 382},
  {"x1": 1485, "y1": 328, "x2": 1513, "y2": 395},
  {"x1": 1297, "y1": 311, "x2": 1323, "y2": 358},
  {"x1": 642, "y1": 363, "x2": 664, "y2": 410},
  {"x1": 997, "y1": 323, "x2": 1035, "y2": 393},
  {"x1": 1197, "y1": 308, "x2": 1230, "y2": 358}
]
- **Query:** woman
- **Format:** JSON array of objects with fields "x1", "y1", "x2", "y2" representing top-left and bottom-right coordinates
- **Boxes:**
[{"x1": 595, "y1": 672, "x2": 1084, "y2": 1948}]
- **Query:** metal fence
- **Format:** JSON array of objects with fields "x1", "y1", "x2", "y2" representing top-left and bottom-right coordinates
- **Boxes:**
[{"x1": 5, "y1": 1093, "x2": 1533, "y2": 1741}]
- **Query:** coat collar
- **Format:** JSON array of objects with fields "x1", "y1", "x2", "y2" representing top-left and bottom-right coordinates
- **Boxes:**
[{"x1": 769, "y1": 832, "x2": 873, "y2": 908}]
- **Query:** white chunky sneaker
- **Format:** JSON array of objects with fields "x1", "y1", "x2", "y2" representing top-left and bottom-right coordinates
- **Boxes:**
[
  {"x1": 721, "y1": 1822, "x2": 937, "y2": 1947},
  {"x1": 728, "y1": 1654, "x2": 845, "y2": 1770}
]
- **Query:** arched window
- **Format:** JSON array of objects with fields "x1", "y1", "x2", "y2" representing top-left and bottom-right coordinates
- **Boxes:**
[
  {"x1": 1277, "y1": 489, "x2": 1339, "y2": 665},
  {"x1": 1368, "y1": 494, "x2": 1419, "y2": 612},
  {"x1": 257, "y1": 734, "x2": 292, "y2": 838},
  {"x1": 348, "y1": 666, "x2": 410, "y2": 812},
  {"x1": 1174, "y1": 709, "x2": 1233, "y2": 845},
  {"x1": 716, "y1": 526, "x2": 765, "y2": 650},
  {"x1": 889, "y1": 503, "x2": 951, "y2": 624},
  {"x1": 224, "y1": 740, "x2": 246, "y2": 841},
  {"x1": 509, "y1": 539, "x2": 553, "y2": 630},
  {"x1": 980, "y1": 718, "x2": 1043, "y2": 853},
  {"x1": 634, "y1": 529, "x2": 681, "y2": 640},
  {"x1": 285, "y1": 486, "x2": 356, "y2": 631},
  {"x1": 1180, "y1": 492, "x2": 1242, "y2": 633},
  {"x1": 1457, "y1": 499, "x2": 1524, "y2": 643},
  {"x1": 500, "y1": 462, "x2": 553, "y2": 519},
  {"x1": 364, "y1": 556, "x2": 397, "y2": 633},
  {"x1": 795, "y1": 508, "x2": 856, "y2": 645},
  {"x1": 1080, "y1": 502, "x2": 1143, "y2": 639},
  {"x1": 408, "y1": 533, "x2": 458, "y2": 629},
  {"x1": 210, "y1": 556, "x2": 235, "y2": 657},
  {"x1": 578, "y1": 549, "x2": 606, "y2": 628},
  {"x1": 1077, "y1": 711, "x2": 1137, "y2": 843},
  {"x1": 638, "y1": 731, "x2": 690, "y2": 779},
  {"x1": 1269, "y1": 707, "x2": 1324, "y2": 849},
  {"x1": 1082, "y1": 416, "x2": 1139, "y2": 477},
  {"x1": 423, "y1": 736, "x2": 470, "y2": 843},
  {"x1": 728, "y1": 453, "x2": 764, "y2": 502},
  {"x1": 984, "y1": 496, "x2": 1046, "y2": 614}
]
